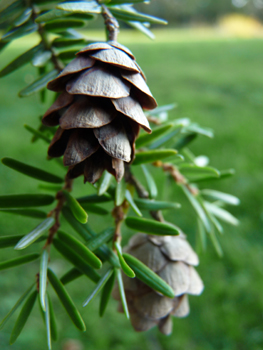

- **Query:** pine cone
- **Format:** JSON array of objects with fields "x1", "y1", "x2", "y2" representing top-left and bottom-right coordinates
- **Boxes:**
[
  {"x1": 42, "y1": 41, "x2": 157, "y2": 183},
  {"x1": 113, "y1": 233, "x2": 204, "y2": 335}
]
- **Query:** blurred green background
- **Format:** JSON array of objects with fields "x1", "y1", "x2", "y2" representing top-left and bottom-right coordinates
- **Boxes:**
[{"x1": 1, "y1": 4, "x2": 263, "y2": 350}]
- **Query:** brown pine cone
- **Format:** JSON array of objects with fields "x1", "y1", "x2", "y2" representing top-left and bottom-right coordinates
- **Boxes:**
[
  {"x1": 42, "y1": 41, "x2": 157, "y2": 183},
  {"x1": 112, "y1": 233, "x2": 204, "y2": 335}
]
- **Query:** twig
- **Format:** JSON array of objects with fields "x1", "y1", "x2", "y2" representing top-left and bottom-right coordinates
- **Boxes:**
[
  {"x1": 125, "y1": 165, "x2": 164, "y2": 222},
  {"x1": 101, "y1": 4, "x2": 119, "y2": 41},
  {"x1": 45, "y1": 177, "x2": 73, "y2": 247},
  {"x1": 112, "y1": 205, "x2": 125, "y2": 246},
  {"x1": 125, "y1": 166, "x2": 149, "y2": 199},
  {"x1": 153, "y1": 161, "x2": 199, "y2": 195},
  {"x1": 31, "y1": 5, "x2": 64, "y2": 72}
]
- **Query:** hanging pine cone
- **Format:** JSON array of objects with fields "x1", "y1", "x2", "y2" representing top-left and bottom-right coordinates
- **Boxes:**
[
  {"x1": 113, "y1": 233, "x2": 204, "y2": 335},
  {"x1": 42, "y1": 41, "x2": 156, "y2": 183}
]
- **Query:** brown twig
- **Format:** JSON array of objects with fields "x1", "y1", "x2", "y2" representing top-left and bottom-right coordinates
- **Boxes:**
[
  {"x1": 31, "y1": 5, "x2": 64, "y2": 72},
  {"x1": 153, "y1": 161, "x2": 187, "y2": 184},
  {"x1": 101, "y1": 4, "x2": 119, "y2": 42},
  {"x1": 125, "y1": 166, "x2": 149, "y2": 199},
  {"x1": 38, "y1": 24, "x2": 64, "y2": 72},
  {"x1": 36, "y1": 273, "x2": 40, "y2": 292},
  {"x1": 45, "y1": 177, "x2": 73, "y2": 247},
  {"x1": 112, "y1": 204, "x2": 125, "y2": 246},
  {"x1": 152, "y1": 161, "x2": 199, "y2": 196},
  {"x1": 30, "y1": 3, "x2": 68, "y2": 248},
  {"x1": 124, "y1": 165, "x2": 164, "y2": 222},
  {"x1": 31, "y1": 1, "x2": 73, "y2": 247}
]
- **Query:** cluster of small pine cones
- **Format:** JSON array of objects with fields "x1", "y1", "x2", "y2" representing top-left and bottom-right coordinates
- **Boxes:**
[
  {"x1": 43, "y1": 41, "x2": 156, "y2": 184},
  {"x1": 43, "y1": 41, "x2": 204, "y2": 335}
]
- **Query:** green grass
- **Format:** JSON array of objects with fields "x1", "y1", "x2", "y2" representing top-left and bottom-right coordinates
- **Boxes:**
[{"x1": 0, "y1": 30, "x2": 263, "y2": 350}]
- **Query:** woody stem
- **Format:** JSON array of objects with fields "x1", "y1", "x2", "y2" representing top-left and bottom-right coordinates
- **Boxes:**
[
  {"x1": 125, "y1": 165, "x2": 164, "y2": 222},
  {"x1": 101, "y1": 4, "x2": 119, "y2": 41},
  {"x1": 45, "y1": 177, "x2": 73, "y2": 247},
  {"x1": 31, "y1": 4, "x2": 64, "y2": 72},
  {"x1": 152, "y1": 161, "x2": 199, "y2": 196}
]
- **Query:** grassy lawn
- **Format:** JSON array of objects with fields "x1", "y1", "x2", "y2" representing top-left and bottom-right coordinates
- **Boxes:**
[{"x1": 0, "y1": 29, "x2": 262, "y2": 350}]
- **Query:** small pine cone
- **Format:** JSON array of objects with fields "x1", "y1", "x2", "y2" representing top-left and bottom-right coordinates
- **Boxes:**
[
  {"x1": 42, "y1": 41, "x2": 157, "y2": 183},
  {"x1": 112, "y1": 233, "x2": 204, "y2": 335}
]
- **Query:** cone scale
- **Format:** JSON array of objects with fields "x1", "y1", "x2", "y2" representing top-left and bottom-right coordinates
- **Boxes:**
[{"x1": 43, "y1": 41, "x2": 156, "y2": 183}]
